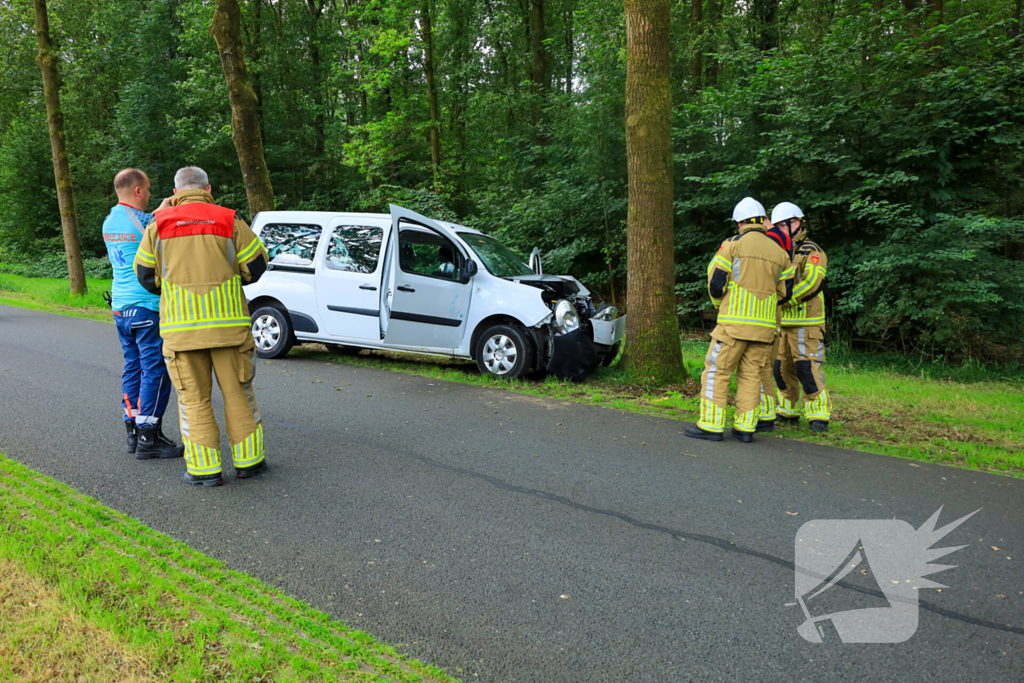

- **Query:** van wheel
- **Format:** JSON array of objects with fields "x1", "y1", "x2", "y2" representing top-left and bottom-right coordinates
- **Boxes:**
[
  {"x1": 475, "y1": 324, "x2": 534, "y2": 379},
  {"x1": 251, "y1": 306, "x2": 295, "y2": 359}
]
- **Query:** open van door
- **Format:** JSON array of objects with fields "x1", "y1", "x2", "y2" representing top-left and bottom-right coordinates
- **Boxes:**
[{"x1": 381, "y1": 204, "x2": 475, "y2": 351}]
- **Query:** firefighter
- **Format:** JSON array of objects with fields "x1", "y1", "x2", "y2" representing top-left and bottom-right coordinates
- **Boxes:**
[
  {"x1": 134, "y1": 166, "x2": 269, "y2": 486},
  {"x1": 686, "y1": 198, "x2": 795, "y2": 443},
  {"x1": 770, "y1": 202, "x2": 832, "y2": 433},
  {"x1": 755, "y1": 219, "x2": 795, "y2": 433},
  {"x1": 103, "y1": 168, "x2": 183, "y2": 459}
]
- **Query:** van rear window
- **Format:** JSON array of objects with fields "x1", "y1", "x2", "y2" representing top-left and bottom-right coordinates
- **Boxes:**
[{"x1": 260, "y1": 223, "x2": 322, "y2": 262}]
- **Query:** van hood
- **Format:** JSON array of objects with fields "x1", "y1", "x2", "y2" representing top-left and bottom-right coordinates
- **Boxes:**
[{"x1": 504, "y1": 274, "x2": 581, "y2": 298}]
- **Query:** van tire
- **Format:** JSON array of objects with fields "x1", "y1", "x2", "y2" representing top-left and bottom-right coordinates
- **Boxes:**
[
  {"x1": 251, "y1": 306, "x2": 295, "y2": 359},
  {"x1": 475, "y1": 324, "x2": 534, "y2": 380}
]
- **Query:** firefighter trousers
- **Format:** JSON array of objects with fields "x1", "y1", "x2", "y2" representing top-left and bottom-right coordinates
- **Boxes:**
[
  {"x1": 698, "y1": 334, "x2": 771, "y2": 434},
  {"x1": 163, "y1": 339, "x2": 265, "y2": 476},
  {"x1": 758, "y1": 333, "x2": 782, "y2": 425},
  {"x1": 775, "y1": 326, "x2": 832, "y2": 423}
]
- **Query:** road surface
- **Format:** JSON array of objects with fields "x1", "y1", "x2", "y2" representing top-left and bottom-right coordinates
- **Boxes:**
[{"x1": 0, "y1": 305, "x2": 1021, "y2": 681}]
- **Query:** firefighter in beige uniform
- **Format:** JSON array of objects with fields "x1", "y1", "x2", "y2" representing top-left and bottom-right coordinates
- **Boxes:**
[
  {"x1": 771, "y1": 202, "x2": 832, "y2": 433},
  {"x1": 686, "y1": 198, "x2": 795, "y2": 443},
  {"x1": 134, "y1": 166, "x2": 269, "y2": 486}
]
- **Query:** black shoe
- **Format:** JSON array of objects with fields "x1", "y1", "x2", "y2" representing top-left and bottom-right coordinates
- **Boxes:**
[
  {"x1": 182, "y1": 470, "x2": 223, "y2": 487},
  {"x1": 731, "y1": 428, "x2": 754, "y2": 443},
  {"x1": 809, "y1": 420, "x2": 829, "y2": 433},
  {"x1": 685, "y1": 425, "x2": 724, "y2": 442},
  {"x1": 755, "y1": 420, "x2": 775, "y2": 433},
  {"x1": 236, "y1": 459, "x2": 268, "y2": 479},
  {"x1": 136, "y1": 423, "x2": 185, "y2": 459},
  {"x1": 777, "y1": 415, "x2": 800, "y2": 425},
  {"x1": 125, "y1": 420, "x2": 138, "y2": 454}
]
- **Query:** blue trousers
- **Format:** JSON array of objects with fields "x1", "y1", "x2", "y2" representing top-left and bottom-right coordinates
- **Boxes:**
[{"x1": 115, "y1": 306, "x2": 171, "y2": 425}]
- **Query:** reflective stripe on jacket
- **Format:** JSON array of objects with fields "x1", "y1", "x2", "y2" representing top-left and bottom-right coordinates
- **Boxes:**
[
  {"x1": 781, "y1": 238, "x2": 827, "y2": 328},
  {"x1": 134, "y1": 189, "x2": 268, "y2": 352}
]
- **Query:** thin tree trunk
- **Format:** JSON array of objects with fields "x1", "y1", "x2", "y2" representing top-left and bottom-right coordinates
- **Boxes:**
[
  {"x1": 530, "y1": 0, "x2": 548, "y2": 146},
  {"x1": 1016, "y1": 0, "x2": 1022, "y2": 42},
  {"x1": 690, "y1": 0, "x2": 703, "y2": 92},
  {"x1": 565, "y1": 9, "x2": 574, "y2": 95},
  {"x1": 32, "y1": 0, "x2": 86, "y2": 296},
  {"x1": 421, "y1": 0, "x2": 441, "y2": 192},
  {"x1": 306, "y1": 0, "x2": 326, "y2": 156},
  {"x1": 251, "y1": 0, "x2": 265, "y2": 146},
  {"x1": 211, "y1": 0, "x2": 275, "y2": 217},
  {"x1": 621, "y1": 0, "x2": 683, "y2": 382}
]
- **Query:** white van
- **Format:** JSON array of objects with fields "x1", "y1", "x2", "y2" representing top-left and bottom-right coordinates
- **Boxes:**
[{"x1": 243, "y1": 205, "x2": 625, "y2": 379}]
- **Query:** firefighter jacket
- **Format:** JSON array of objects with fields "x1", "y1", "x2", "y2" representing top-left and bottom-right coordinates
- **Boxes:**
[
  {"x1": 133, "y1": 189, "x2": 268, "y2": 352},
  {"x1": 781, "y1": 237, "x2": 827, "y2": 329},
  {"x1": 706, "y1": 225, "x2": 795, "y2": 344}
]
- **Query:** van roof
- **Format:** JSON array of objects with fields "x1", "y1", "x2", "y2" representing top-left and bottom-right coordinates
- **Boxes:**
[{"x1": 253, "y1": 211, "x2": 485, "y2": 236}]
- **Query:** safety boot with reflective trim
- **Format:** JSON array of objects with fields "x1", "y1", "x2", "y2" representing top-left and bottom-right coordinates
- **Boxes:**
[
  {"x1": 755, "y1": 420, "x2": 775, "y2": 433},
  {"x1": 236, "y1": 459, "x2": 268, "y2": 479},
  {"x1": 776, "y1": 415, "x2": 800, "y2": 425},
  {"x1": 809, "y1": 420, "x2": 829, "y2": 433},
  {"x1": 125, "y1": 419, "x2": 138, "y2": 454},
  {"x1": 182, "y1": 471, "x2": 223, "y2": 487},
  {"x1": 731, "y1": 428, "x2": 754, "y2": 443},
  {"x1": 685, "y1": 425, "x2": 724, "y2": 442},
  {"x1": 136, "y1": 423, "x2": 185, "y2": 460}
]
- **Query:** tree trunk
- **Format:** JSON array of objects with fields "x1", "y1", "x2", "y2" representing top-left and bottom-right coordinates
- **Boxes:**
[
  {"x1": 1016, "y1": 0, "x2": 1022, "y2": 42},
  {"x1": 530, "y1": 0, "x2": 548, "y2": 146},
  {"x1": 621, "y1": 0, "x2": 683, "y2": 383},
  {"x1": 565, "y1": 9, "x2": 574, "y2": 95},
  {"x1": 421, "y1": 0, "x2": 441, "y2": 192},
  {"x1": 250, "y1": 0, "x2": 265, "y2": 146},
  {"x1": 306, "y1": 0, "x2": 326, "y2": 156},
  {"x1": 32, "y1": 0, "x2": 87, "y2": 296},
  {"x1": 690, "y1": 0, "x2": 703, "y2": 92},
  {"x1": 211, "y1": 0, "x2": 275, "y2": 218}
]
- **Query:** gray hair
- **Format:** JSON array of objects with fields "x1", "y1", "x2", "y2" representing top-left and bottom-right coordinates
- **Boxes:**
[{"x1": 174, "y1": 166, "x2": 210, "y2": 191}]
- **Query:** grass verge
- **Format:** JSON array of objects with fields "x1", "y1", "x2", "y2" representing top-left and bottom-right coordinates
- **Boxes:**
[
  {"x1": 0, "y1": 453, "x2": 457, "y2": 682},
  {"x1": 0, "y1": 273, "x2": 113, "y2": 322},
  {"x1": 3, "y1": 275, "x2": 1021, "y2": 475}
]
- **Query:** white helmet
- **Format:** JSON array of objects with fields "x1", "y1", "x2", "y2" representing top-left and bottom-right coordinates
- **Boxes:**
[
  {"x1": 771, "y1": 202, "x2": 804, "y2": 224},
  {"x1": 732, "y1": 197, "x2": 767, "y2": 224}
]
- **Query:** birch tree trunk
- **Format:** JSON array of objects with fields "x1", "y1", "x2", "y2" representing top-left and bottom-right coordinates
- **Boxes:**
[
  {"x1": 211, "y1": 0, "x2": 275, "y2": 218},
  {"x1": 621, "y1": 0, "x2": 683, "y2": 383},
  {"x1": 32, "y1": 0, "x2": 87, "y2": 296}
]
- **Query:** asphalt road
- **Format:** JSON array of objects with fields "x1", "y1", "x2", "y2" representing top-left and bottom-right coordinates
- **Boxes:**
[{"x1": 1, "y1": 304, "x2": 1021, "y2": 682}]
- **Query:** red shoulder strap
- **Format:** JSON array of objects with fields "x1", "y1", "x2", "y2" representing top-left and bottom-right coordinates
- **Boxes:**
[{"x1": 157, "y1": 203, "x2": 236, "y2": 239}]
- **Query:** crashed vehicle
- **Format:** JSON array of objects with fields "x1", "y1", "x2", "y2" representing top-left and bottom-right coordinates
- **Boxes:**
[{"x1": 243, "y1": 205, "x2": 626, "y2": 379}]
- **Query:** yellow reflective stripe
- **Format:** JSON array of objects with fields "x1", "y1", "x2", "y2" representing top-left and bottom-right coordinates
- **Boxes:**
[
  {"x1": 160, "y1": 276, "x2": 247, "y2": 328},
  {"x1": 136, "y1": 250, "x2": 156, "y2": 265},
  {"x1": 718, "y1": 317, "x2": 778, "y2": 328},
  {"x1": 724, "y1": 282, "x2": 776, "y2": 326},
  {"x1": 237, "y1": 237, "x2": 262, "y2": 263},
  {"x1": 779, "y1": 265, "x2": 796, "y2": 281},
  {"x1": 711, "y1": 255, "x2": 732, "y2": 272},
  {"x1": 163, "y1": 318, "x2": 251, "y2": 333},
  {"x1": 793, "y1": 265, "x2": 825, "y2": 298}
]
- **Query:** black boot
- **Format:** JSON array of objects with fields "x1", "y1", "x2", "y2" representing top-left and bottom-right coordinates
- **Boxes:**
[
  {"x1": 777, "y1": 415, "x2": 800, "y2": 425},
  {"x1": 125, "y1": 420, "x2": 138, "y2": 454},
  {"x1": 755, "y1": 420, "x2": 775, "y2": 433},
  {"x1": 182, "y1": 470, "x2": 223, "y2": 487},
  {"x1": 809, "y1": 420, "x2": 829, "y2": 433},
  {"x1": 731, "y1": 428, "x2": 754, "y2": 443},
  {"x1": 136, "y1": 423, "x2": 185, "y2": 459},
  {"x1": 236, "y1": 459, "x2": 268, "y2": 479},
  {"x1": 685, "y1": 425, "x2": 724, "y2": 442}
]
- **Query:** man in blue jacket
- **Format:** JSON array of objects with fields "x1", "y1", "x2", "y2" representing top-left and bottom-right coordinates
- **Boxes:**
[{"x1": 103, "y1": 168, "x2": 183, "y2": 459}]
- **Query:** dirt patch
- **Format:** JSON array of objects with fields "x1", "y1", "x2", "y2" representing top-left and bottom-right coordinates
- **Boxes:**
[
  {"x1": 832, "y1": 406, "x2": 1020, "y2": 450},
  {"x1": 0, "y1": 558, "x2": 154, "y2": 682}
]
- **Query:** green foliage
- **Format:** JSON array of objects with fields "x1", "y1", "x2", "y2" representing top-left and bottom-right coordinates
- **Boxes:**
[
  {"x1": 0, "y1": 0, "x2": 1021, "y2": 361},
  {"x1": 0, "y1": 254, "x2": 113, "y2": 280}
]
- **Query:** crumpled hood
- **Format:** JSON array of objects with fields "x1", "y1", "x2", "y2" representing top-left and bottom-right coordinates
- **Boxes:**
[{"x1": 504, "y1": 273, "x2": 581, "y2": 297}]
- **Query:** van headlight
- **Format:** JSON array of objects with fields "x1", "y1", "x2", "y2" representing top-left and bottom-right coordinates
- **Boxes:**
[
  {"x1": 592, "y1": 305, "x2": 618, "y2": 322},
  {"x1": 553, "y1": 300, "x2": 580, "y2": 335}
]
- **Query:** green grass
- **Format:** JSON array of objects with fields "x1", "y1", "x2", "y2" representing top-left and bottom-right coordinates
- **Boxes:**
[
  {"x1": 3, "y1": 274, "x2": 1021, "y2": 476},
  {"x1": 0, "y1": 273, "x2": 113, "y2": 321},
  {"x1": 0, "y1": 453, "x2": 458, "y2": 682}
]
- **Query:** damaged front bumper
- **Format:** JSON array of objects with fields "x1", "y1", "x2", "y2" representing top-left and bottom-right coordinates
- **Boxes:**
[{"x1": 545, "y1": 315, "x2": 626, "y2": 379}]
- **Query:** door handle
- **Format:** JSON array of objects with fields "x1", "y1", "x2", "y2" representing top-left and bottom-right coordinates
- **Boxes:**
[
  {"x1": 359, "y1": 284, "x2": 378, "y2": 291},
  {"x1": 397, "y1": 285, "x2": 416, "y2": 293}
]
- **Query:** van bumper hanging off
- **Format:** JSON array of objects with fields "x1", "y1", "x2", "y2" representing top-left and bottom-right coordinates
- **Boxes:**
[{"x1": 546, "y1": 315, "x2": 626, "y2": 379}]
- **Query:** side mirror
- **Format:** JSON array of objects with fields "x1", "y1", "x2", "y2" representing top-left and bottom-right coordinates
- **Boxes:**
[
  {"x1": 461, "y1": 259, "x2": 478, "y2": 284},
  {"x1": 529, "y1": 247, "x2": 543, "y2": 275}
]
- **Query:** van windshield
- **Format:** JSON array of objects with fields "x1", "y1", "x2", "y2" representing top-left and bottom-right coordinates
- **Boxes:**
[{"x1": 459, "y1": 233, "x2": 534, "y2": 278}]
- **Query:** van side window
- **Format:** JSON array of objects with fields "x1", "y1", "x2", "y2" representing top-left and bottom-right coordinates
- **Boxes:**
[
  {"x1": 260, "y1": 223, "x2": 322, "y2": 263},
  {"x1": 398, "y1": 227, "x2": 461, "y2": 281},
  {"x1": 326, "y1": 226, "x2": 383, "y2": 273}
]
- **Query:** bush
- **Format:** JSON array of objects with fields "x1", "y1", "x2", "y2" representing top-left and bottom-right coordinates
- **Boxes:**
[{"x1": 0, "y1": 253, "x2": 113, "y2": 280}]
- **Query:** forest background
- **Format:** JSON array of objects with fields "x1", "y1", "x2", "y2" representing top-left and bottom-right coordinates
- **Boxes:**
[{"x1": 1, "y1": 0, "x2": 1022, "y2": 362}]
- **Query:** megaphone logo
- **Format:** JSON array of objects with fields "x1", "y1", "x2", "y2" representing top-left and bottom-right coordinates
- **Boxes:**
[{"x1": 788, "y1": 507, "x2": 978, "y2": 643}]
